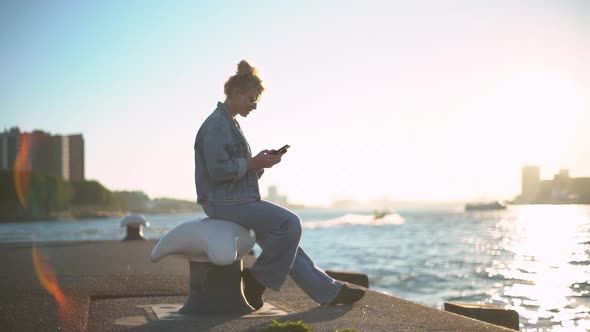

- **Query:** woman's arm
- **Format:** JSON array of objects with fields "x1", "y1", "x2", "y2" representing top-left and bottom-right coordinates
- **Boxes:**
[{"x1": 202, "y1": 121, "x2": 247, "y2": 183}]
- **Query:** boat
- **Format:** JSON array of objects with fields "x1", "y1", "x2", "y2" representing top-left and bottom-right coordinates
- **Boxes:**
[
  {"x1": 373, "y1": 208, "x2": 392, "y2": 220},
  {"x1": 464, "y1": 201, "x2": 507, "y2": 211}
]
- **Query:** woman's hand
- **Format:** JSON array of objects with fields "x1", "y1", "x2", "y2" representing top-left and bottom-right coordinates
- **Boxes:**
[{"x1": 248, "y1": 150, "x2": 282, "y2": 170}]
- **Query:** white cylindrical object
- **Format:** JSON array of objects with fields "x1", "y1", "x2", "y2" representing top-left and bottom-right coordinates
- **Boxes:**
[
  {"x1": 150, "y1": 218, "x2": 256, "y2": 265},
  {"x1": 121, "y1": 214, "x2": 149, "y2": 228}
]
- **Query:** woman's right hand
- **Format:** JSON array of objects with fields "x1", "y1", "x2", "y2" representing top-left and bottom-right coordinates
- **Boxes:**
[{"x1": 248, "y1": 150, "x2": 282, "y2": 169}]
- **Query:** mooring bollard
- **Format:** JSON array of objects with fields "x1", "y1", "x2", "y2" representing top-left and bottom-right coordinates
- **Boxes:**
[
  {"x1": 151, "y1": 218, "x2": 256, "y2": 315},
  {"x1": 180, "y1": 260, "x2": 250, "y2": 314},
  {"x1": 120, "y1": 214, "x2": 149, "y2": 241}
]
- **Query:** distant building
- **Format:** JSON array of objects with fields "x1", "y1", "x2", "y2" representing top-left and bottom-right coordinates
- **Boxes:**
[
  {"x1": 521, "y1": 166, "x2": 540, "y2": 203},
  {"x1": 515, "y1": 166, "x2": 590, "y2": 204},
  {"x1": 266, "y1": 185, "x2": 288, "y2": 206},
  {"x1": 330, "y1": 199, "x2": 361, "y2": 209},
  {"x1": 0, "y1": 127, "x2": 85, "y2": 181},
  {"x1": 68, "y1": 134, "x2": 85, "y2": 181},
  {"x1": 0, "y1": 127, "x2": 19, "y2": 170}
]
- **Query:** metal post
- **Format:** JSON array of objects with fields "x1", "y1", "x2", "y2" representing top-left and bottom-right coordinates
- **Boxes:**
[
  {"x1": 180, "y1": 260, "x2": 254, "y2": 315},
  {"x1": 124, "y1": 225, "x2": 145, "y2": 241}
]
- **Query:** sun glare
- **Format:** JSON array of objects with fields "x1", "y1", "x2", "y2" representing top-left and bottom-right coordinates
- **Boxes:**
[{"x1": 499, "y1": 206, "x2": 590, "y2": 330}]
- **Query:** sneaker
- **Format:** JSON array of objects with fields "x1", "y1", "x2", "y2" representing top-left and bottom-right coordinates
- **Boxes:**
[
  {"x1": 242, "y1": 268, "x2": 266, "y2": 310},
  {"x1": 329, "y1": 283, "x2": 365, "y2": 305}
]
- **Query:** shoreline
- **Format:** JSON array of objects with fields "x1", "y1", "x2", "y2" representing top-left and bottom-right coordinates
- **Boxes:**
[
  {"x1": 3, "y1": 203, "x2": 590, "y2": 223},
  {"x1": 0, "y1": 209, "x2": 204, "y2": 223}
]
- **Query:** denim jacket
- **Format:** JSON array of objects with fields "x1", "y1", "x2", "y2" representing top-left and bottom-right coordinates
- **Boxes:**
[{"x1": 194, "y1": 102, "x2": 263, "y2": 206}]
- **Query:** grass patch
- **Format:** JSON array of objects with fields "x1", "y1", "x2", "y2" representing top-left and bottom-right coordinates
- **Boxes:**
[
  {"x1": 261, "y1": 320, "x2": 313, "y2": 332},
  {"x1": 260, "y1": 320, "x2": 359, "y2": 332}
]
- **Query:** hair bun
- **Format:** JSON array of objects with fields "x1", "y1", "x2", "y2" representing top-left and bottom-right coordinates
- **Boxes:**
[
  {"x1": 224, "y1": 60, "x2": 264, "y2": 97},
  {"x1": 236, "y1": 60, "x2": 255, "y2": 76}
]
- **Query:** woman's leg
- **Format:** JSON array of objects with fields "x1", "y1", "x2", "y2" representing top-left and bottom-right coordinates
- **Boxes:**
[
  {"x1": 289, "y1": 247, "x2": 342, "y2": 304},
  {"x1": 203, "y1": 200, "x2": 302, "y2": 291},
  {"x1": 202, "y1": 200, "x2": 342, "y2": 303}
]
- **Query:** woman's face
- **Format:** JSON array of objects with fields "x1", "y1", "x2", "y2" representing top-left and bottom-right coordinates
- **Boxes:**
[{"x1": 231, "y1": 88, "x2": 260, "y2": 117}]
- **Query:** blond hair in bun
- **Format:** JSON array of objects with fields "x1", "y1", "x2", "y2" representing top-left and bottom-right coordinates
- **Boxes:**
[{"x1": 224, "y1": 60, "x2": 265, "y2": 97}]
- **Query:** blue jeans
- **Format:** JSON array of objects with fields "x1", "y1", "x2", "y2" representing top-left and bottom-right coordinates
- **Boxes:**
[{"x1": 203, "y1": 200, "x2": 343, "y2": 304}]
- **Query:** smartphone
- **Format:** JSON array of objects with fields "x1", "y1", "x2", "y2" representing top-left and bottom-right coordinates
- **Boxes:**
[{"x1": 271, "y1": 144, "x2": 290, "y2": 155}]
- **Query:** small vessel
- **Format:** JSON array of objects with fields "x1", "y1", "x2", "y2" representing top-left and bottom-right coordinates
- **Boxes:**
[
  {"x1": 465, "y1": 201, "x2": 508, "y2": 211},
  {"x1": 373, "y1": 208, "x2": 392, "y2": 220}
]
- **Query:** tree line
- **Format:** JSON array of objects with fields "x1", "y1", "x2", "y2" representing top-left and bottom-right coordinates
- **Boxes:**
[{"x1": 0, "y1": 170, "x2": 200, "y2": 221}]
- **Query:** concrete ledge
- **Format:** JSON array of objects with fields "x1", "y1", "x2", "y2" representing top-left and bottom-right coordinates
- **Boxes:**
[
  {"x1": 0, "y1": 240, "x2": 518, "y2": 331},
  {"x1": 445, "y1": 302, "x2": 519, "y2": 331},
  {"x1": 325, "y1": 270, "x2": 369, "y2": 288}
]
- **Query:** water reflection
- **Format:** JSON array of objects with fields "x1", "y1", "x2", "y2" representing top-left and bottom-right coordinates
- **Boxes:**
[{"x1": 489, "y1": 205, "x2": 590, "y2": 331}]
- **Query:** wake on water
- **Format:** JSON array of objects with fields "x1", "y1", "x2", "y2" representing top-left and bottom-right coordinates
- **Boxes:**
[{"x1": 302, "y1": 213, "x2": 405, "y2": 229}]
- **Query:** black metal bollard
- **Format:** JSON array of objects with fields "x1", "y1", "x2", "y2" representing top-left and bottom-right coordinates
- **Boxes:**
[
  {"x1": 124, "y1": 225, "x2": 145, "y2": 241},
  {"x1": 179, "y1": 260, "x2": 254, "y2": 315},
  {"x1": 121, "y1": 214, "x2": 148, "y2": 241}
]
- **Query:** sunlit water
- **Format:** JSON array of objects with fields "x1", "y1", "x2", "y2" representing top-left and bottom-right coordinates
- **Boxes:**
[{"x1": 2, "y1": 205, "x2": 590, "y2": 331}]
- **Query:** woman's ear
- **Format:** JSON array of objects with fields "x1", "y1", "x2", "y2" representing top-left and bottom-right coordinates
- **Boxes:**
[{"x1": 228, "y1": 87, "x2": 241, "y2": 101}]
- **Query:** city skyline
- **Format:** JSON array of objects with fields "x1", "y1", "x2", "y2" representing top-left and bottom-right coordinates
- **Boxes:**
[
  {"x1": 0, "y1": 126, "x2": 85, "y2": 182},
  {"x1": 2, "y1": 1, "x2": 589, "y2": 206},
  {"x1": 3, "y1": 126, "x2": 588, "y2": 208}
]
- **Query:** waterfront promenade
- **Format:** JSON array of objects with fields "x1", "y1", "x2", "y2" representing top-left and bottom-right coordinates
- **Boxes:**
[{"x1": 0, "y1": 239, "x2": 513, "y2": 331}]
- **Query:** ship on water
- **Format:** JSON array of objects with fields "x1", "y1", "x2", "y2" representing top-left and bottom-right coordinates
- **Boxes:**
[{"x1": 464, "y1": 201, "x2": 508, "y2": 211}]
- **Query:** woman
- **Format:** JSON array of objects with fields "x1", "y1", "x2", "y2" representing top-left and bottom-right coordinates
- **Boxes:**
[{"x1": 194, "y1": 60, "x2": 364, "y2": 309}]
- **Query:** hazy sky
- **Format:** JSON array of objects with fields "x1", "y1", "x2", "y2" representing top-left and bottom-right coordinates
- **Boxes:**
[{"x1": 2, "y1": 1, "x2": 589, "y2": 206}]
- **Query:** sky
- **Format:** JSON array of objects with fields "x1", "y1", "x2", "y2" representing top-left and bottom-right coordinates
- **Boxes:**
[{"x1": 1, "y1": 1, "x2": 589, "y2": 207}]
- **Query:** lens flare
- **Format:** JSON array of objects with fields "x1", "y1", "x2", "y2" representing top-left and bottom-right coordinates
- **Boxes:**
[
  {"x1": 32, "y1": 243, "x2": 74, "y2": 330},
  {"x1": 14, "y1": 133, "x2": 32, "y2": 208}
]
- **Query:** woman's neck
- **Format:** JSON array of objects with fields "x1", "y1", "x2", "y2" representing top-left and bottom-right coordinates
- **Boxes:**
[{"x1": 223, "y1": 98, "x2": 238, "y2": 118}]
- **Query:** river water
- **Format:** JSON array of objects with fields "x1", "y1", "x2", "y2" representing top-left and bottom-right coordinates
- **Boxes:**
[{"x1": 2, "y1": 204, "x2": 589, "y2": 331}]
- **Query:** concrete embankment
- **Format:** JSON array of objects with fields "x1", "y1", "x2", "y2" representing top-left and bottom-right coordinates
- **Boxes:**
[{"x1": 0, "y1": 240, "x2": 514, "y2": 331}]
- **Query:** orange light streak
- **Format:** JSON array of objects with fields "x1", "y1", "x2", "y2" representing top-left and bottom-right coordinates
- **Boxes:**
[
  {"x1": 32, "y1": 243, "x2": 74, "y2": 331},
  {"x1": 14, "y1": 134, "x2": 32, "y2": 208}
]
